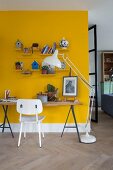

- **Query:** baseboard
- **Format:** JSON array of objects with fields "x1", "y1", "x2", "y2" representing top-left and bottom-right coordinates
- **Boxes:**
[{"x1": 0, "y1": 123, "x2": 90, "y2": 133}]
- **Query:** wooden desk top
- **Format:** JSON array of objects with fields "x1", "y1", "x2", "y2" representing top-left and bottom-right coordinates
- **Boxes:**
[
  {"x1": 0, "y1": 100, "x2": 81, "y2": 106},
  {"x1": 0, "y1": 100, "x2": 17, "y2": 105},
  {"x1": 43, "y1": 100, "x2": 81, "y2": 106}
]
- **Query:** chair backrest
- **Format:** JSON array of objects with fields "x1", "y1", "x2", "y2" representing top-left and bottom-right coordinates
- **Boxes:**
[{"x1": 16, "y1": 99, "x2": 43, "y2": 115}]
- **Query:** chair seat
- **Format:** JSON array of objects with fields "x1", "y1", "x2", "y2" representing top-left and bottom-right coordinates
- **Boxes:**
[{"x1": 21, "y1": 115, "x2": 45, "y2": 122}]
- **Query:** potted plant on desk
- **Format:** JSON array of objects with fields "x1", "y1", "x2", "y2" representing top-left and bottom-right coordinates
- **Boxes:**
[{"x1": 42, "y1": 65, "x2": 49, "y2": 74}]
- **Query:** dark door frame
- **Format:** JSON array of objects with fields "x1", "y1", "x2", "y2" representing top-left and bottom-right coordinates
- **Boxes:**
[{"x1": 89, "y1": 24, "x2": 98, "y2": 123}]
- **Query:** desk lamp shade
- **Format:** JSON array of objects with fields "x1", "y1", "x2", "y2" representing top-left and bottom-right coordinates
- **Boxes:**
[{"x1": 43, "y1": 50, "x2": 61, "y2": 68}]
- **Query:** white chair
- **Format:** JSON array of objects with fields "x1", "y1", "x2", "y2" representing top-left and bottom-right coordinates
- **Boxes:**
[{"x1": 16, "y1": 99, "x2": 45, "y2": 147}]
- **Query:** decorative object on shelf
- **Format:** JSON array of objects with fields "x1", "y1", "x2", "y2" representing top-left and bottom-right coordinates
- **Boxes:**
[
  {"x1": 15, "y1": 39, "x2": 23, "y2": 49},
  {"x1": 43, "y1": 49, "x2": 96, "y2": 144},
  {"x1": 32, "y1": 43, "x2": 39, "y2": 53},
  {"x1": 21, "y1": 69, "x2": 32, "y2": 75},
  {"x1": 47, "y1": 84, "x2": 58, "y2": 101},
  {"x1": 15, "y1": 61, "x2": 23, "y2": 70},
  {"x1": 37, "y1": 92, "x2": 48, "y2": 103},
  {"x1": 63, "y1": 76, "x2": 78, "y2": 96},
  {"x1": 32, "y1": 61, "x2": 39, "y2": 70},
  {"x1": 59, "y1": 37, "x2": 69, "y2": 49},
  {"x1": 5, "y1": 90, "x2": 10, "y2": 99},
  {"x1": 42, "y1": 65, "x2": 49, "y2": 74},
  {"x1": 23, "y1": 47, "x2": 31, "y2": 54}
]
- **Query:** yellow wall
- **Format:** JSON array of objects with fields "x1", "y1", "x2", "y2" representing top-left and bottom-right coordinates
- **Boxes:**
[{"x1": 0, "y1": 11, "x2": 88, "y2": 123}]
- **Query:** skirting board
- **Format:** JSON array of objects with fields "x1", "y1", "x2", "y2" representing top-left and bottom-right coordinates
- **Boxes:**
[{"x1": 0, "y1": 123, "x2": 90, "y2": 133}]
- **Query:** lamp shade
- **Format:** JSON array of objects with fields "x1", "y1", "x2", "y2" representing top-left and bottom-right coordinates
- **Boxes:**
[{"x1": 43, "y1": 50, "x2": 61, "y2": 68}]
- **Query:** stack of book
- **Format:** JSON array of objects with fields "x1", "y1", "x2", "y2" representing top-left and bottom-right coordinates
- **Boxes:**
[{"x1": 41, "y1": 42, "x2": 56, "y2": 54}]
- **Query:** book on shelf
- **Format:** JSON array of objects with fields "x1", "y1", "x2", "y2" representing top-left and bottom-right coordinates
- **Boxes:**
[
  {"x1": 43, "y1": 45, "x2": 49, "y2": 54},
  {"x1": 48, "y1": 48, "x2": 53, "y2": 54},
  {"x1": 41, "y1": 45, "x2": 47, "y2": 54},
  {"x1": 52, "y1": 42, "x2": 56, "y2": 54},
  {"x1": 47, "y1": 47, "x2": 51, "y2": 54}
]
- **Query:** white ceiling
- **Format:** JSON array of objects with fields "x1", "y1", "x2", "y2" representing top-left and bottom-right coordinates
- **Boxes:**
[{"x1": 0, "y1": 0, "x2": 113, "y2": 50}]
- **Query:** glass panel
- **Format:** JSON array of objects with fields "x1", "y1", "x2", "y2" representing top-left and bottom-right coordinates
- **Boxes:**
[
  {"x1": 89, "y1": 75, "x2": 95, "y2": 87},
  {"x1": 89, "y1": 52, "x2": 95, "y2": 73},
  {"x1": 89, "y1": 29, "x2": 94, "y2": 50},
  {"x1": 89, "y1": 75, "x2": 95, "y2": 97}
]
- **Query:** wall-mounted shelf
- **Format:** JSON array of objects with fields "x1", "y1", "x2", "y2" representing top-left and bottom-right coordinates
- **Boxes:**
[
  {"x1": 40, "y1": 53, "x2": 53, "y2": 56},
  {"x1": 22, "y1": 53, "x2": 32, "y2": 56},
  {"x1": 16, "y1": 56, "x2": 39, "y2": 60},
  {"x1": 31, "y1": 69, "x2": 40, "y2": 72},
  {"x1": 15, "y1": 40, "x2": 69, "y2": 76},
  {"x1": 15, "y1": 69, "x2": 23, "y2": 72},
  {"x1": 40, "y1": 73, "x2": 56, "y2": 76},
  {"x1": 56, "y1": 68, "x2": 70, "y2": 72},
  {"x1": 16, "y1": 48, "x2": 22, "y2": 51},
  {"x1": 58, "y1": 48, "x2": 69, "y2": 51}
]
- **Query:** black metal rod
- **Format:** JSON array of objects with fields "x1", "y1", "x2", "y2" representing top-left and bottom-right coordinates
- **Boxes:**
[
  {"x1": 61, "y1": 106, "x2": 71, "y2": 137},
  {"x1": 94, "y1": 25, "x2": 98, "y2": 122},
  {"x1": 0, "y1": 123, "x2": 3, "y2": 127},
  {"x1": 71, "y1": 106, "x2": 81, "y2": 142},
  {"x1": 2, "y1": 105, "x2": 8, "y2": 133},
  {"x1": 61, "y1": 105, "x2": 81, "y2": 143},
  {"x1": 2, "y1": 105, "x2": 14, "y2": 138},
  {"x1": 88, "y1": 24, "x2": 96, "y2": 31},
  {"x1": 89, "y1": 49, "x2": 95, "y2": 53},
  {"x1": 89, "y1": 24, "x2": 98, "y2": 123}
]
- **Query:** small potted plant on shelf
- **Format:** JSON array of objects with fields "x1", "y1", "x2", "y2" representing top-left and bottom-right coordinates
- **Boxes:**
[{"x1": 42, "y1": 65, "x2": 49, "y2": 74}]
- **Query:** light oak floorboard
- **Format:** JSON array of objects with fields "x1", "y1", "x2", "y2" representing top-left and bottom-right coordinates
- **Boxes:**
[{"x1": 0, "y1": 110, "x2": 113, "y2": 170}]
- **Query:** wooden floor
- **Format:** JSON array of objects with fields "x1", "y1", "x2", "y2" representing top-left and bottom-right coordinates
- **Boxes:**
[{"x1": 0, "y1": 110, "x2": 113, "y2": 170}]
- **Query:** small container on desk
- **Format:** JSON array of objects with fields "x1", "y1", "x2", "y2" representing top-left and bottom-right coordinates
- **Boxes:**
[{"x1": 37, "y1": 92, "x2": 48, "y2": 103}]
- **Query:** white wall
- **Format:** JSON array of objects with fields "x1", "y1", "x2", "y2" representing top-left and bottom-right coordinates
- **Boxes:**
[
  {"x1": 88, "y1": 0, "x2": 113, "y2": 105},
  {"x1": 89, "y1": 0, "x2": 113, "y2": 50}
]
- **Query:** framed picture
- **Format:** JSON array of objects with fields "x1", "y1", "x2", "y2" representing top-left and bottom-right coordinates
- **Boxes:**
[{"x1": 62, "y1": 76, "x2": 78, "y2": 96}]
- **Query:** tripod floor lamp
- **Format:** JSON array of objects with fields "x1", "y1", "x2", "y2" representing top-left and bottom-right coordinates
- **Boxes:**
[{"x1": 43, "y1": 49, "x2": 96, "y2": 144}]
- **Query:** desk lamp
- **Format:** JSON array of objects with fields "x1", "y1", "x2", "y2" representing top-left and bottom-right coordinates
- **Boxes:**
[{"x1": 43, "y1": 49, "x2": 96, "y2": 144}]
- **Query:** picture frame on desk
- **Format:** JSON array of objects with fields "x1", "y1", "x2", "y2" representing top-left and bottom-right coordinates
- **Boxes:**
[{"x1": 62, "y1": 76, "x2": 78, "y2": 96}]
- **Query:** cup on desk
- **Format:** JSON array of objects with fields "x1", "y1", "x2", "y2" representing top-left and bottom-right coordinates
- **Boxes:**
[{"x1": 5, "y1": 90, "x2": 10, "y2": 99}]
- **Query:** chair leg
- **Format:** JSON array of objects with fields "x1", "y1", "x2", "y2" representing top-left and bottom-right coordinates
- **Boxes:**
[
  {"x1": 18, "y1": 122, "x2": 23, "y2": 147},
  {"x1": 38, "y1": 122, "x2": 41, "y2": 148},
  {"x1": 41, "y1": 123, "x2": 44, "y2": 138}
]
